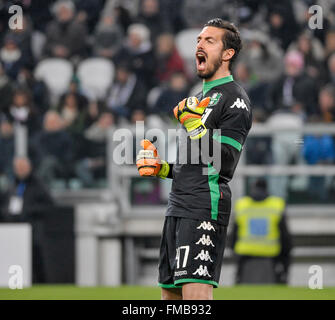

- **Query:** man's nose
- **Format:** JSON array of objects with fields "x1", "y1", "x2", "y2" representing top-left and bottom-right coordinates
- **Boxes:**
[{"x1": 196, "y1": 40, "x2": 204, "y2": 51}]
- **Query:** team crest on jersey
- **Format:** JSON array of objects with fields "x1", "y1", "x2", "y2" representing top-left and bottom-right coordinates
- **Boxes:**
[{"x1": 209, "y1": 92, "x2": 222, "y2": 106}]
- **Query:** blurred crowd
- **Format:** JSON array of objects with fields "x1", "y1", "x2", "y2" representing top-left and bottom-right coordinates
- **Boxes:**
[{"x1": 0, "y1": 0, "x2": 335, "y2": 197}]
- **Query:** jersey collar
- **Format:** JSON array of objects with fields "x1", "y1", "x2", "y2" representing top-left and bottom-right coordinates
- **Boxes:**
[{"x1": 202, "y1": 75, "x2": 234, "y2": 96}]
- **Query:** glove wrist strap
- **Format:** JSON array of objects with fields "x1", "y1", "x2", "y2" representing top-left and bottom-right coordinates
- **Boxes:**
[
  {"x1": 157, "y1": 160, "x2": 170, "y2": 179},
  {"x1": 187, "y1": 120, "x2": 207, "y2": 140}
]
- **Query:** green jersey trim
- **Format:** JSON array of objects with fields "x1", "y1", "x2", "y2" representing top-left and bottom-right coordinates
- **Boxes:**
[
  {"x1": 174, "y1": 278, "x2": 219, "y2": 288},
  {"x1": 203, "y1": 75, "x2": 234, "y2": 96},
  {"x1": 158, "y1": 282, "x2": 182, "y2": 289},
  {"x1": 208, "y1": 163, "x2": 220, "y2": 221},
  {"x1": 213, "y1": 132, "x2": 242, "y2": 151}
]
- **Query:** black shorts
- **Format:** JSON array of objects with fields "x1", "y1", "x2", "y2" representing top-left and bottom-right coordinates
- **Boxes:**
[{"x1": 158, "y1": 216, "x2": 228, "y2": 289}]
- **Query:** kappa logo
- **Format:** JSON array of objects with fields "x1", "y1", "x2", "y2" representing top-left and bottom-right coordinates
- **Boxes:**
[
  {"x1": 196, "y1": 234, "x2": 215, "y2": 247},
  {"x1": 174, "y1": 270, "x2": 187, "y2": 277},
  {"x1": 197, "y1": 221, "x2": 216, "y2": 232},
  {"x1": 192, "y1": 265, "x2": 211, "y2": 277},
  {"x1": 194, "y1": 250, "x2": 213, "y2": 262},
  {"x1": 230, "y1": 98, "x2": 248, "y2": 111}
]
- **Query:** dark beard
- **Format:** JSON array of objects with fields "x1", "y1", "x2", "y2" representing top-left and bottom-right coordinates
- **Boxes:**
[{"x1": 197, "y1": 57, "x2": 223, "y2": 79}]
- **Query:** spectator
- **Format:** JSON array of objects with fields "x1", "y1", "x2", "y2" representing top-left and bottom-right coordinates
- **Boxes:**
[
  {"x1": 239, "y1": 31, "x2": 283, "y2": 84},
  {"x1": 318, "y1": 84, "x2": 335, "y2": 122},
  {"x1": 44, "y1": 0, "x2": 88, "y2": 59},
  {"x1": 17, "y1": 65, "x2": 50, "y2": 115},
  {"x1": 303, "y1": 134, "x2": 335, "y2": 201},
  {"x1": 235, "y1": 0, "x2": 266, "y2": 29},
  {"x1": 0, "y1": 35, "x2": 25, "y2": 80},
  {"x1": 0, "y1": 156, "x2": 54, "y2": 283},
  {"x1": 0, "y1": 61, "x2": 14, "y2": 113},
  {"x1": 58, "y1": 93, "x2": 88, "y2": 135},
  {"x1": 59, "y1": 77, "x2": 89, "y2": 114},
  {"x1": 325, "y1": 29, "x2": 335, "y2": 61},
  {"x1": 32, "y1": 111, "x2": 74, "y2": 185},
  {"x1": 114, "y1": 23, "x2": 155, "y2": 89},
  {"x1": 288, "y1": 31, "x2": 325, "y2": 81},
  {"x1": 4, "y1": 16, "x2": 34, "y2": 67},
  {"x1": 93, "y1": 14, "x2": 124, "y2": 59},
  {"x1": 6, "y1": 88, "x2": 41, "y2": 136},
  {"x1": 154, "y1": 33, "x2": 187, "y2": 84},
  {"x1": 0, "y1": 117, "x2": 15, "y2": 179},
  {"x1": 106, "y1": 62, "x2": 147, "y2": 120},
  {"x1": 136, "y1": 0, "x2": 171, "y2": 42},
  {"x1": 269, "y1": 50, "x2": 319, "y2": 119},
  {"x1": 151, "y1": 72, "x2": 189, "y2": 117},
  {"x1": 237, "y1": 31, "x2": 283, "y2": 110},
  {"x1": 159, "y1": 0, "x2": 185, "y2": 34},
  {"x1": 113, "y1": 5, "x2": 133, "y2": 34},
  {"x1": 0, "y1": 2, "x2": 9, "y2": 45},
  {"x1": 234, "y1": 61, "x2": 254, "y2": 93},
  {"x1": 25, "y1": 0, "x2": 54, "y2": 32},
  {"x1": 181, "y1": 0, "x2": 227, "y2": 29},
  {"x1": 326, "y1": 52, "x2": 335, "y2": 86},
  {"x1": 303, "y1": 85, "x2": 335, "y2": 201},
  {"x1": 231, "y1": 178, "x2": 292, "y2": 284},
  {"x1": 84, "y1": 100, "x2": 107, "y2": 129},
  {"x1": 299, "y1": 2, "x2": 331, "y2": 45},
  {"x1": 84, "y1": 111, "x2": 115, "y2": 142},
  {"x1": 267, "y1": 4, "x2": 299, "y2": 50},
  {"x1": 131, "y1": 109, "x2": 146, "y2": 124},
  {"x1": 73, "y1": 0, "x2": 105, "y2": 33},
  {"x1": 102, "y1": 0, "x2": 136, "y2": 31},
  {"x1": 76, "y1": 111, "x2": 115, "y2": 187}
]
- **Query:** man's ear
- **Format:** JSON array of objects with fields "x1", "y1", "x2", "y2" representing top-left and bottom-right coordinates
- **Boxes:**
[{"x1": 222, "y1": 48, "x2": 235, "y2": 63}]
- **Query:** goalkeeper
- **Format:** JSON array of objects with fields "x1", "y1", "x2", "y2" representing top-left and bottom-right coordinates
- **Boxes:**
[{"x1": 137, "y1": 18, "x2": 252, "y2": 300}]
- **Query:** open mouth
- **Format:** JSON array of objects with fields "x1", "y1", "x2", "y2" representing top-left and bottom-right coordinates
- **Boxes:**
[{"x1": 196, "y1": 51, "x2": 207, "y2": 71}]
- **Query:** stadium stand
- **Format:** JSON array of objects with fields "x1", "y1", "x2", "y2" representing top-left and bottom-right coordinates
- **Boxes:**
[{"x1": 1, "y1": 0, "x2": 335, "y2": 287}]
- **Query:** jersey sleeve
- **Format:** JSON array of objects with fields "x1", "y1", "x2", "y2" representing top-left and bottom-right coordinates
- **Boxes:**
[
  {"x1": 201, "y1": 89, "x2": 252, "y2": 180},
  {"x1": 215, "y1": 90, "x2": 252, "y2": 148}
]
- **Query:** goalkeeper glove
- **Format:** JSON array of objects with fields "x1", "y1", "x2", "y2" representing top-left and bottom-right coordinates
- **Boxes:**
[
  {"x1": 136, "y1": 139, "x2": 170, "y2": 178},
  {"x1": 173, "y1": 96, "x2": 211, "y2": 139}
]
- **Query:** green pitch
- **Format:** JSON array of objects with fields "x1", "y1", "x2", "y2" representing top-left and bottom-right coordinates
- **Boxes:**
[{"x1": 0, "y1": 285, "x2": 335, "y2": 300}]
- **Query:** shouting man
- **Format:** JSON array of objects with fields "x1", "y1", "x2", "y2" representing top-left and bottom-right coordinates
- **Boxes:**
[{"x1": 137, "y1": 18, "x2": 252, "y2": 300}]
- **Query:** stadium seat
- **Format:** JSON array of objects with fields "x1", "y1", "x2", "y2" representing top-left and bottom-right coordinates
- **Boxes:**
[
  {"x1": 34, "y1": 58, "x2": 74, "y2": 105},
  {"x1": 77, "y1": 58, "x2": 115, "y2": 100},
  {"x1": 175, "y1": 28, "x2": 201, "y2": 76}
]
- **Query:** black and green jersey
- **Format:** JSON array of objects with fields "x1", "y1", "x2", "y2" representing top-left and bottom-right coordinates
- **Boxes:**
[{"x1": 166, "y1": 75, "x2": 252, "y2": 225}]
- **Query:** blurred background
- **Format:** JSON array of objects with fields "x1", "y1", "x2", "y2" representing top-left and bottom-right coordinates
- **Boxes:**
[{"x1": 0, "y1": 0, "x2": 335, "y2": 291}]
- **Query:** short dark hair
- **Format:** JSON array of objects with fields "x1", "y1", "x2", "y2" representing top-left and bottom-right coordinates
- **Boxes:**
[{"x1": 204, "y1": 18, "x2": 242, "y2": 71}]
